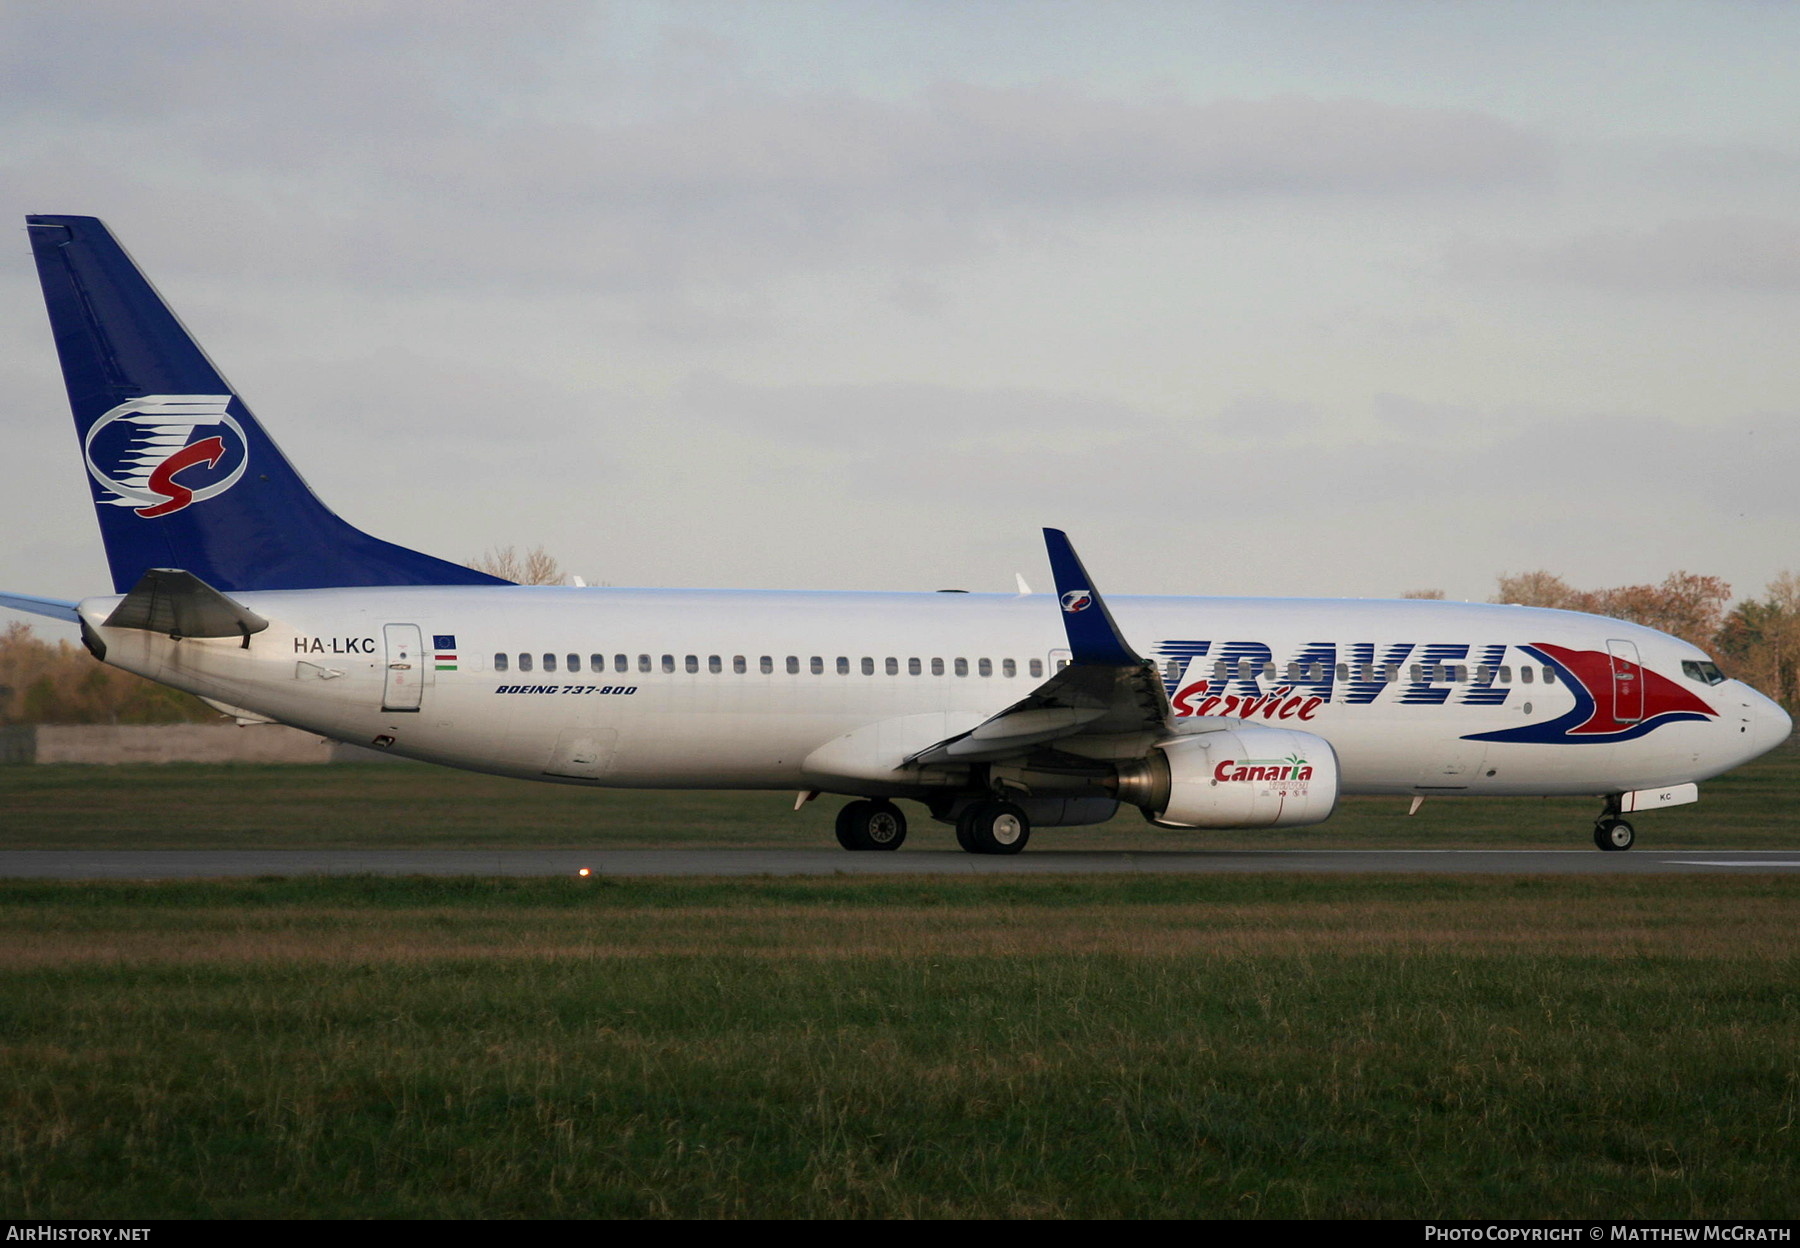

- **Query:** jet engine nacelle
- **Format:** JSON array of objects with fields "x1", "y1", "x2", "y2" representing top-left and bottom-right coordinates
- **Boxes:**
[{"x1": 1115, "y1": 724, "x2": 1340, "y2": 828}]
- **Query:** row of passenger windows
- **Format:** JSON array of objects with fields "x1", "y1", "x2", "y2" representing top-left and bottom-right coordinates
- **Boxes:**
[
  {"x1": 1171, "y1": 660, "x2": 1557, "y2": 686},
  {"x1": 493, "y1": 652, "x2": 1052, "y2": 678},
  {"x1": 486, "y1": 651, "x2": 1557, "y2": 686}
]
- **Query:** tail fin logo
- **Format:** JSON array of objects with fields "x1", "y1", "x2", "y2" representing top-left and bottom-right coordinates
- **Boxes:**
[
  {"x1": 82, "y1": 396, "x2": 249, "y2": 518},
  {"x1": 1060, "y1": 590, "x2": 1093, "y2": 613}
]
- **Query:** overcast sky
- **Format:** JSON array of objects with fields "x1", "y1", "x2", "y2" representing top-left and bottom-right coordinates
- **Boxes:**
[{"x1": 3, "y1": 1, "x2": 1796, "y2": 638}]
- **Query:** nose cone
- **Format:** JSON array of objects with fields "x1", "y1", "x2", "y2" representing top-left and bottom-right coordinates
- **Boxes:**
[{"x1": 1738, "y1": 684, "x2": 1793, "y2": 763}]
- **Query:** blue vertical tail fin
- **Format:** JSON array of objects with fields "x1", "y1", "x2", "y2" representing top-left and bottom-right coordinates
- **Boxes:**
[{"x1": 26, "y1": 214, "x2": 509, "y2": 592}]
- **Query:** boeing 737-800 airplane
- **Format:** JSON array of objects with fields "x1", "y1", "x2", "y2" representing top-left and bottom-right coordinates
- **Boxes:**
[{"x1": 4, "y1": 216, "x2": 1789, "y2": 853}]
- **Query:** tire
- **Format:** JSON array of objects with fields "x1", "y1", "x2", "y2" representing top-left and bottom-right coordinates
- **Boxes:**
[
  {"x1": 954, "y1": 806, "x2": 980, "y2": 852},
  {"x1": 959, "y1": 800, "x2": 1030, "y2": 855},
  {"x1": 836, "y1": 799, "x2": 907, "y2": 851},
  {"x1": 1594, "y1": 817, "x2": 1635, "y2": 852}
]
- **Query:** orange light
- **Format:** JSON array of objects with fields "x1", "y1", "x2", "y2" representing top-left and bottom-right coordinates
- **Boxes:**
[{"x1": 578, "y1": 867, "x2": 591, "y2": 877}]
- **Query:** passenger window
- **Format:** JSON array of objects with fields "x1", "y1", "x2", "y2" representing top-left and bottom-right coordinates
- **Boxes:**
[
  {"x1": 978, "y1": 658, "x2": 992, "y2": 677},
  {"x1": 1542, "y1": 667, "x2": 1557, "y2": 685},
  {"x1": 591, "y1": 655, "x2": 605, "y2": 672},
  {"x1": 1056, "y1": 659, "x2": 1070, "y2": 671},
  {"x1": 954, "y1": 658, "x2": 968, "y2": 677},
  {"x1": 520, "y1": 654, "x2": 534, "y2": 672},
  {"x1": 1410, "y1": 664, "x2": 1422, "y2": 683},
  {"x1": 760, "y1": 656, "x2": 773, "y2": 674},
  {"x1": 836, "y1": 657, "x2": 849, "y2": 675},
  {"x1": 638, "y1": 654, "x2": 651, "y2": 673},
  {"x1": 1476, "y1": 665, "x2": 1492, "y2": 684},
  {"x1": 861, "y1": 657, "x2": 875, "y2": 675},
  {"x1": 1284, "y1": 661, "x2": 1300, "y2": 680},
  {"x1": 1030, "y1": 659, "x2": 1044, "y2": 678},
  {"x1": 494, "y1": 652, "x2": 509, "y2": 672},
  {"x1": 1521, "y1": 666, "x2": 1534, "y2": 684},
  {"x1": 733, "y1": 655, "x2": 746, "y2": 674},
  {"x1": 685, "y1": 655, "x2": 698, "y2": 673},
  {"x1": 543, "y1": 654, "x2": 556, "y2": 673},
  {"x1": 708, "y1": 655, "x2": 721, "y2": 674},
  {"x1": 568, "y1": 654, "x2": 581, "y2": 672},
  {"x1": 908, "y1": 658, "x2": 922, "y2": 676},
  {"x1": 1336, "y1": 664, "x2": 1349, "y2": 681},
  {"x1": 1452, "y1": 665, "x2": 1466, "y2": 683},
  {"x1": 931, "y1": 658, "x2": 945, "y2": 676},
  {"x1": 885, "y1": 657, "x2": 898, "y2": 675},
  {"x1": 662, "y1": 655, "x2": 675, "y2": 673},
  {"x1": 786, "y1": 656, "x2": 799, "y2": 674},
  {"x1": 1499, "y1": 666, "x2": 1511, "y2": 683},
  {"x1": 1003, "y1": 659, "x2": 1016, "y2": 678},
  {"x1": 811, "y1": 657, "x2": 824, "y2": 675}
]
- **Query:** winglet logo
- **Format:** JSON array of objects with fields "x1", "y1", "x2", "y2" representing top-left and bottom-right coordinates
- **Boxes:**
[
  {"x1": 1061, "y1": 590, "x2": 1093, "y2": 614},
  {"x1": 83, "y1": 396, "x2": 248, "y2": 519}
]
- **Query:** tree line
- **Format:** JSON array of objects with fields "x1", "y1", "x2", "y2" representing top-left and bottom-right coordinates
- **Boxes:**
[{"x1": 3, "y1": 565, "x2": 1794, "y2": 725}]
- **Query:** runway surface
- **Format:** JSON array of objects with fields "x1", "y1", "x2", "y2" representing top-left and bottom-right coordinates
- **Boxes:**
[{"x1": 4, "y1": 848, "x2": 1800, "y2": 879}]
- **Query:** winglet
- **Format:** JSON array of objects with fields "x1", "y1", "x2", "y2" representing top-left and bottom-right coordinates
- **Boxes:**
[{"x1": 1042, "y1": 528, "x2": 1143, "y2": 667}]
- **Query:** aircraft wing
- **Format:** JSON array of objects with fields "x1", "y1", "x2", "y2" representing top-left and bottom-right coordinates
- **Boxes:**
[
  {"x1": 0, "y1": 591, "x2": 80, "y2": 623},
  {"x1": 907, "y1": 529, "x2": 1170, "y2": 765}
]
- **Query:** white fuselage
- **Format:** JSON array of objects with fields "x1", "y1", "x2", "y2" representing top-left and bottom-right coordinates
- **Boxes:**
[{"x1": 79, "y1": 586, "x2": 1790, "y2": 803}]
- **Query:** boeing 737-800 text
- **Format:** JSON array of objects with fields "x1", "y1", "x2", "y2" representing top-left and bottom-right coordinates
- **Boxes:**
[{"x1": 3, "y1": 216, "x2": 1789, "y2": 853}]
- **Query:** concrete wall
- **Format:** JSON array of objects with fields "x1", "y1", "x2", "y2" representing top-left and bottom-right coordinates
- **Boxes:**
[{"x1": 0, "y1": 724, "x2": 404, "y2": 764}]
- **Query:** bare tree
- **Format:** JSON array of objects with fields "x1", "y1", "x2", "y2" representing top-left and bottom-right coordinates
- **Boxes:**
[
  {"x1": 467, "y1": 545, "x2": 566, "y2": 585},
  {"x1": 1493, "y1": 570, "x2": 1584, "y2": 611},
  {"x1": 1400, "y1": 589, "x2": 1446, "y2": 600}
]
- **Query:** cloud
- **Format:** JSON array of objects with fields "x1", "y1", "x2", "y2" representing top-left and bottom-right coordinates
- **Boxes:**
[
  {"x1": 1447, "y1": 217, "x2": 1800, "y2": 294},
  {"x1": 677, "y1": 374, "x2": 1157, "y2": 447},
  {"x1": 318, "y1": 87, "x2": 1553, "y2": 291},
  {"x1": 0, "y1": 0, "x2": 1554, "y2": 299}
]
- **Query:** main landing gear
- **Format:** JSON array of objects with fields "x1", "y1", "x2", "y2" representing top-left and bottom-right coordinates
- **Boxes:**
[
  {"x1": 955, "y1": 799, "x2": 1031, "y2": 855},
  {"x1": 832, "y1": 797, "x2": 1033, "y2": 854},
  {"x1": 1594, "y1": 796, "x2": 1635, "y2": 851},
  {"x1": 835, "y1": 799, "x2": 907, "y2": 851}
]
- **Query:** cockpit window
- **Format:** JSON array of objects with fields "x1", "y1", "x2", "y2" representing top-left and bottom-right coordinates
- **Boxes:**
[{"x1": 1682, "y1": 660, "x2": 1727, "y2": 686}]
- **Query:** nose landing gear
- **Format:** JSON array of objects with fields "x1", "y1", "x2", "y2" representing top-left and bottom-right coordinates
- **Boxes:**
[
  {"x1": 1594, "y1": 818, "x2": 1636, "y2": 851},
  {"x1": 1594, "y1": 796, "x2": 1635, "y2": 851}
]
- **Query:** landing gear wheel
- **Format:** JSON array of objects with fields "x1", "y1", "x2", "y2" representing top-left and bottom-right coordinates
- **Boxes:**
[
  {"x1": 957, "y1": 800, "x2": 1030, "y2": 855},
  {"x1": 835, "y1": 800, "x2": 907, "y2": 851},
  {"x1": 954, "y1": 808, "x2": 979, "y2": 853},
  {"x1": 1594, "y1": 818, "x2": 1635, "y2": 852}
]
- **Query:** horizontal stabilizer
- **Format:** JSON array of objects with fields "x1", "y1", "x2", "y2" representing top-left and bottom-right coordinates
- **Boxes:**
[
  {"x1": 102, "y1": 568, "x2": 269, "y2": 640},
  {"x1": 0, "y1": 591, "x2": 80, "y2": 622}
]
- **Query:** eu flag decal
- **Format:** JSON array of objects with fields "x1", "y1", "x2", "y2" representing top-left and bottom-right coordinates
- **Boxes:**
[{"x1": 433, "y1": 635, "x2": 458, "y2": 671}]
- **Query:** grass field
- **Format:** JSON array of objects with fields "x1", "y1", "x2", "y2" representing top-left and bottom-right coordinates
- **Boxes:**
[
  {"x1": 2, "y1": 873, "x2": 1797, "y2": 1218},
  {"x1": 1, "y1": 735, "x2": 1795, "y2": 850},
  {"x1": 2, "y1": 744, "x2": 1794, "y2": 1217}
]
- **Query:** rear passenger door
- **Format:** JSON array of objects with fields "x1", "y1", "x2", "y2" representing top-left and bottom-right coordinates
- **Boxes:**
[{"x1": 382, "y1": 623, "x2": 426, "y2": 712}]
